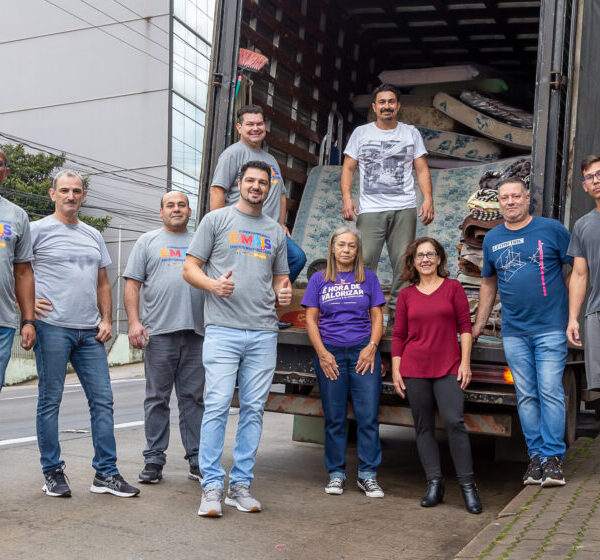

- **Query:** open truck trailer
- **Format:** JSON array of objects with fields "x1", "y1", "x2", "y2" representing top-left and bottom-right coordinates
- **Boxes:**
[{"x1": 195, "y1": 0, "x2": 600, "y2": 455}]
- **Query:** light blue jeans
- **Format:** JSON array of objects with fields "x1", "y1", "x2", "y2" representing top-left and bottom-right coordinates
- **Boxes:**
[
  {"x1": 0, "y1": 327, "x2": 16, "y2": 391},
  {"x1": 199, "y1": 326, "x2": 278, "y2": 489},
  {"x1": 503, "y1": 330, "x2": 568, "y2": 461}
]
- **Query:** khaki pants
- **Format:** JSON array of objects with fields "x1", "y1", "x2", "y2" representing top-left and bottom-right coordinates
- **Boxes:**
[{"x1": 357, "y1": 208, "x2": 417, "y2": 312}]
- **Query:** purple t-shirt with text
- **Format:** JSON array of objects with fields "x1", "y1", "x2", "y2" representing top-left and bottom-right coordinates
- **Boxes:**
[{"x1": 301, "y1": 269, "x2": 386, "y2": 346}]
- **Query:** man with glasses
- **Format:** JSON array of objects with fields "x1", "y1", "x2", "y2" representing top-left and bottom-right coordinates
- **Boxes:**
[
  {"x1": 567, "y1": 155, "x2": 600, "y2": 391},
  {"x1": 473, "y1": 177, "x2": 572, "y2": 487},
  {"x1": 0, "y1": 148, "x2": 36, "y2": 390}
]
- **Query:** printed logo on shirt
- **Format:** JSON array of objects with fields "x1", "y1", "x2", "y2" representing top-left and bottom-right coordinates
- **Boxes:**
[
  {"x1": 320, "y1": 280, "x2": 365, "y2": 303},
  {"x1": 160, "y1": 246, "x2": 187, "y2": 266},
  {"x1": 0, "y1": 221, "x2": 13, "y2": 246},
  {"x1": 495, "y1": 239, "x2": 546, "y2": 292},
  {"x1": 229, "y1": 229, "x2": 272, "y2": 259},
  {"x1": 358, "y1": 141, "x2": 413, "y2": 196},
  {"x1": 270, "y1": 166, "x2": 281, "y2": 187},
  {"x1": 491, "y1": 238, "x2": 524, "y2": 252}
]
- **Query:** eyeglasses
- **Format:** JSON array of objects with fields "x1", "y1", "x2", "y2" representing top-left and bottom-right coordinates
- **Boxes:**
[
  {"x1": 415, "y1": 252, "x2": 437, "y2": 261},
  {"x1": 582, "y1": 171, "x2": 600, "y2": 184}
]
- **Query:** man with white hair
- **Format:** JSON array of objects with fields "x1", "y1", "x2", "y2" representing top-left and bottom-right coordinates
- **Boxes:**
[{"x1": 32, "y1": 169, "x2": 139, "y2": 499}]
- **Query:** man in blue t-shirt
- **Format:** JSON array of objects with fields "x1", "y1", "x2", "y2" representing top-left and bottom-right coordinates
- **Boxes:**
[{"x1": 473, "y1": 177, "x2": 572, "y2": 488}]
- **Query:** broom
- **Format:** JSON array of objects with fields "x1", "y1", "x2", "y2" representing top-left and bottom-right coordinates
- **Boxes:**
[{"x1": 236, "y1": 48, "x2": 269, "y2": 99}]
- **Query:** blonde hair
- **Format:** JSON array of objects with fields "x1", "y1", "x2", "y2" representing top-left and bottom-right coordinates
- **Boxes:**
[{"x1": 324, "y1": 225, "x2": 365, "y2": 283}]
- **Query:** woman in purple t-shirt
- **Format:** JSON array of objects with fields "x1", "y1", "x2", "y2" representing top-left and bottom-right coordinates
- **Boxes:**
[{"x1": 301, "y1": 225, "x2": 386, "y2": 498}]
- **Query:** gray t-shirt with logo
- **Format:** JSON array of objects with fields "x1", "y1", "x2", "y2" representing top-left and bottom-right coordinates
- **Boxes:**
[
  {"x1": 210, "y1": 141, "x2": 287, "y2": 222},
  {"x1": 0, "y1": 196, "x2": 33, "y2": 328},
  {"x1": 123, "y1": 228, "x2": 204, "y2": 336},
  {"x1": 568, "y1": 209, "x2": 600, "y2": 315},
  {"x1": 31, "y1": 215, "x2": 111, "y2": 329},
  {"x1": 188, "y1": 206, "x2": 288, "y2": 331}
]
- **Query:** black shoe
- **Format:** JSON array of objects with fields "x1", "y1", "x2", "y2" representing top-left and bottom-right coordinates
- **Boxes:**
[
  {"x1": 278, "y1": 320, "x2": 293, "y2": 329},
  {"x1": 42, "y1": 467, "x2": 71, "y2": 497},
  {"x1": 421, "y1": 477, "x2": 445, "y2": 507},
  {"x1": 460, "y1": 482, "x2": 483, "y2": 514},
  {"x1": 523, "y1": 455, "x2": 542, "y2": 485},
  {"x1": 188, "y1": 464, "x2": 202, "y2": 481},
  {"x1": 541, "y1": 456, "x2": 566, "y2": 487},
  {"x1": 91, "y1": 473, "x2": 140, "y2": 497},
  {"x1": 138, "y1": 463, "x2": 163, "y2": 484}
]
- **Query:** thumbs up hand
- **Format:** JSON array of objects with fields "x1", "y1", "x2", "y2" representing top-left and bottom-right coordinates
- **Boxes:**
[
  {"x1": 213, "y1": 269, "x2": 235, "y2": 298},
  {"x1": 277, "y1": 277, "x2": 292, "y2": 306}
]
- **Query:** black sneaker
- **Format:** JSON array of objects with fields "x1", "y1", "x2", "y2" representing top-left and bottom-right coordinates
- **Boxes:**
[
  {"x1": 90, "y1": 473, "x2": 140, "y2": 497},
  {"x1": 138, "y1": 463, "x2": 163, "y2": 484},
  {"x1": 357, "y1": 478, "x2": 384, "y2": 498},
  {"x1": 42, "y1": 467, "x2": 71, "y2": 497},
  {"x1": 541, "y1": 456, "x2": 566, "y2": 487},
  {"x1": 523, "y1": 456, "x2": 543, "y2": 485},
  {"x1": 188, "y1": 464, "x2": 202, "y2": 482}
]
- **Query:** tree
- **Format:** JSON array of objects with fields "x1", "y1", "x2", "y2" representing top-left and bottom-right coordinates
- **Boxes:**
[{"x1": 1, "y1": 143, "x2": 111, "y2": 231}]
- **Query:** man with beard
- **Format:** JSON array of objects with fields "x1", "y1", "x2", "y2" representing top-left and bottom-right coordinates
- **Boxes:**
[
  {"x1": 341, "y1": 84, "x2": 434, "y2": 333},
  {"x1": 184, "y1": 161, "x2": 292, "y2": 517},
  {"x1": 123, "y1": 191, "x2": 205, "y2": 484},
  {"x1": 473, "y1": 177, "x2": 571, "y2": 487}
]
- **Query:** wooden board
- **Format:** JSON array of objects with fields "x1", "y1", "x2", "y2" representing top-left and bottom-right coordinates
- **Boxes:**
[{"x1": 433, "y1": 93, "x2": 532, "y2": 150}]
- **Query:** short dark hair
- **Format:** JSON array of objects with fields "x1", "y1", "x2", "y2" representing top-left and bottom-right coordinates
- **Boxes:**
[
  {"x1": 401, "y1": 237, "x2": 449, "y2": 285},
  {"x1": 237, "y1": 104, "x2": 264, "y2": 124},
  {"x1": 372, "y1": 83, "x2": 399, "y2": 102},
  {"x1": 581, "y1": 154, "x2": 600, "y2": 175},
  {"x1": 160, "y1": 190, "x2": 190, "y2": 208},
  {"x1": 496, "y1": 176, "x2": 528, "y2": 194},
  {"x1": 239, "y1": 160, "x2": 271, "y2": 182}
]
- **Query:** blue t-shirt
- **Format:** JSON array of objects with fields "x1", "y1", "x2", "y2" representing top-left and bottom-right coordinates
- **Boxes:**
[
  {"x1": 482, "y1": 216, "x2": 572, "y2": 336},
  {"x1": 301, "y1": 268, "x2": 386, "y2": 346}
]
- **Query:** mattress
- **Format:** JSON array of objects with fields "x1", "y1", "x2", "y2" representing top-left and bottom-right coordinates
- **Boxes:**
[
  {"x1": 416, "y1": 126, "x2": 502, "y2": 162},
  {"x1": 378, "y1": 64, "x2": 497, "y2": 88},
  {"x1": 433, "y1": 93, "x2": 532, "y2": 150},
  {"x1": 291, "y1": 156, "x2": 525, "y2": 284},
  {"x1": 409, "y1": 78, "x2": 509, "y2": 97}
]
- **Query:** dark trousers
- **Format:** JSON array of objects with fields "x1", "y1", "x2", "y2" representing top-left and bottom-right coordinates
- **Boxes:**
[
  {"x1": 143, "y1": 330, "x2": 205, "y2": 467},
  {"x1": 314, "y1": 339, "x2": 382, "y2": 477},
  {"x1": 405, "y1": 375, "x2": 474, "y2": 484}
]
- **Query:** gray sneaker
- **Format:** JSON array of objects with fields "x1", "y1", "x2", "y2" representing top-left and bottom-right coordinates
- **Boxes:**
[
  {"x1": 198, "y1": 486, "x2": 223, "y2": 517},
  {"x1": 225, "y1": 483, "x2": 262, "y2": 512},
  {"x1": 325, "y1": 477, "x2": 345, "y2": 495}
]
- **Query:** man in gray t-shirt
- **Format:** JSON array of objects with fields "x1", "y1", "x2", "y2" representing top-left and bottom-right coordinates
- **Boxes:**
[
  {"x1": 567, "y1": 155, "x2": 600, "y2": 389},
  {"x1": 0, "y1": 148, "x2": 36, "y2": 390},
  {"x1": 32, "y1": 169, "x2": 139, "y2": 499},
  {"x1": 209, "y1": 104, "x2": 306, "y2": 293},
  {"x1": 123, "y1": 191, "x2": 205, "y2": 484},
  {"x1": 184, "y1": 160, "x2": 292, "y2": 517}
]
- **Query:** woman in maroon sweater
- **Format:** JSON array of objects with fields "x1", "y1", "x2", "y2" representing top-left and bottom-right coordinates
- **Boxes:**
[{"x1": 391, "y1": 237, "x2": 482, "y2": 514}]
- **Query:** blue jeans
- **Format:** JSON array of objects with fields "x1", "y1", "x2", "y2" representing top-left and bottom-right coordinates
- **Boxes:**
[
  {"x1": 287, "y1": 236, "x2": 307, "y2": 284},
  {"x1": 199, "y1": 326, "x2": 278, "y2": 489},
  {"x1": 34, "y1": 322, "x2": 118, "y2": 476},
  {"x1": 503, "y1": 330, "x2": 568, "y2": 461},
  {"x1": 314, "y1": 339, "x2": 382, "y2": 479},
  {"x1": 0, "y1": 327, "x2": 16, "y2": 391}
]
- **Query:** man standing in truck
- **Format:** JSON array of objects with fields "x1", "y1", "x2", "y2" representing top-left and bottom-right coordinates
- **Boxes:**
[
  {"x1": 567, "y1": 155, "x2": 600, "y2": 391},
  {"x1": 209, "y1": 104, "x2": 306, "y2": 316},
  {"x1": 340, "y1": 84, "x2": 434, "y2": 333},
  {"x1": 184, "y1": 160, "x2": 292, "y2": 518},
  {"x1": 473, "y1": 177, "x2": 571, "y2": 488}
]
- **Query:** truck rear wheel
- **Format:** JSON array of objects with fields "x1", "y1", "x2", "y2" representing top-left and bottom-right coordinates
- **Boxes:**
[{"x1": 563, "y1": 369, "x2": 577, "y2": 448}]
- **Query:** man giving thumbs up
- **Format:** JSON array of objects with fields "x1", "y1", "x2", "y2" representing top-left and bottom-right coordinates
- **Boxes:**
[{"x1": 184, "y1": 161, "x2": 291, "y2": 518}]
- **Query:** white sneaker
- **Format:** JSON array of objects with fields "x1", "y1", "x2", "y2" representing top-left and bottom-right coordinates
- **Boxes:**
[
  {"x1": 325, "y1": 477, "x2": 345, "y2": 495},
  {"x1": 198, "y1": 487, "x2": 223, "y2": 517}
]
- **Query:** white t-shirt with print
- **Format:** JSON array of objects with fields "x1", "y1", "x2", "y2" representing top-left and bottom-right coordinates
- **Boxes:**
[{"x1": 344, "y1": 122, "x2": 427, "y2": 213}]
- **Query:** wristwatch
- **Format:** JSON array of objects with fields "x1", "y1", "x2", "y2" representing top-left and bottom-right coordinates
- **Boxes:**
[
  {"x1": 369, "y1": 340, "x2": 378, "y2": 347},
  {"x1": 21, "y1": 319, "x2": 36, "y2": 329}
]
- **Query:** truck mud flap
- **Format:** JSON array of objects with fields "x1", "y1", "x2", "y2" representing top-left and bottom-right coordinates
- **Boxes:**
[{"x1": 231, "y1": 391, "x2": 512, "y2": 437}]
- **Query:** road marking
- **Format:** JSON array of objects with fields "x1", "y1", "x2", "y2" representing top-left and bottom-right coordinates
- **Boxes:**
[
  {"x1": 0, "y1": 435, "x2": 37, "y2": 447},
  {"x1": 0, "y1": 378, "x2": 144, "y2": 401},
  {"x1": 114, "y1": 421, "x2": 144, "y2": 429},
  {"x1": 0, "y1": 389, "x2": 80, "y2": 401}
]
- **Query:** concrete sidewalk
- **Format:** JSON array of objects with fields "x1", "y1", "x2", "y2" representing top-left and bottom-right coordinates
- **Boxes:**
[{"x1": 455, "y1": 436, "x2": 600, "y2": 560}]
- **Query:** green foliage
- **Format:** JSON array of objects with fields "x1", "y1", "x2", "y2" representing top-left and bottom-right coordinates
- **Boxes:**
[{"x1": 1, "y1": 143, "x2": 111, "y2": 231}]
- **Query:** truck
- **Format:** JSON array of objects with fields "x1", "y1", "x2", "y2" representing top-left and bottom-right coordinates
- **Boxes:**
[{"x1": 194, "y1": 0, "x2": 600, "y2": 456}]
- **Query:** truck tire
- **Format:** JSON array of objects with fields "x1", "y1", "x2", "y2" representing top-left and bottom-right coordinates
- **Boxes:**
[{"x1": 563, "y1": 369, "x2": 577, "y2": 448}]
